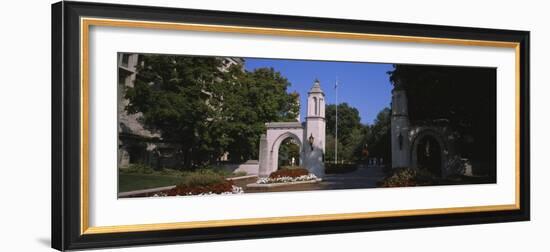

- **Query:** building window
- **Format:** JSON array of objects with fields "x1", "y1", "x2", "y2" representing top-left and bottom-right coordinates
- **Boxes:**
[
  {"x1": 313, "y1": 97, "x2": 318, "y2": 115},
  {"x1": 121, "y1": 54, "x2": 130, "y2": 67}
]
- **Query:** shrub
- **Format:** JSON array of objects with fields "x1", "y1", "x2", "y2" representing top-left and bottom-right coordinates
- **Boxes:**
[
  {"x1": 231, "y1": 171, "x2": 248, "y2": 177},
  {"x1": 159, "y1": 168, "x2": 185, "y2": 176},
  {"x1": 120, "y1": 163, "x2": 154, "y2": 174},
  {"x1": 178, "y1": 169, "x2": 225, "y2": 188},
  {"x1": 193, "y1": 166, "x2": 235, "y2": 177},
  {"x1": 380, "y1": 168, "x2": 437, "y2": 187},
  {"x1": 269, "y1": 168, "x2": 309, "y2": 179}
]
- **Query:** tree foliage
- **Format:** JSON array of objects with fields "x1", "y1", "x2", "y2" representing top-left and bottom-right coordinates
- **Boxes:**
[
  {"x1": 278, "y1": 138, "x2": 301, "y2": 167},
  {"x1": 388, "y1": 64, "x2": 496, "y2": 163},
  {"x1": 325, "y1": 103, "x2": 361, "y2": 142},
  {"x1": 325, "y1": 103, "x2": 366, "y2": 163},
  {"x1": 365, "y1": 108, "x2": 391, "y2": 164},
  {"x1": 125, "y1": 55, "x2": 298, "y2": 168},
  {"x1": 324, "y1": 104, "x2": 391, "y2": 165},
  {"x1": 219, "y1": 66, "x2": 299, "y2": 162}
]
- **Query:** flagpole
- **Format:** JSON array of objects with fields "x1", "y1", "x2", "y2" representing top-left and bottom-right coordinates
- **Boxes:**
[{"x1": 335, "y1": 77, "x2": 338, "y2": 164}]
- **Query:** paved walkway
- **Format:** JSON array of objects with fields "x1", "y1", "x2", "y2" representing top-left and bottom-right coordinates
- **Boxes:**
[
  {"x1": 243, "y1": 165, "x2": 387, "y2": 193},
  {"x1": 319, "y1": 165, "x2": 386, "y2": 190}
]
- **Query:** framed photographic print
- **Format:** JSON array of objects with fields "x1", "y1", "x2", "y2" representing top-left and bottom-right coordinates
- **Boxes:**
[{"x1": 51, "y1": 1, "x2": 530, "y2": 251}]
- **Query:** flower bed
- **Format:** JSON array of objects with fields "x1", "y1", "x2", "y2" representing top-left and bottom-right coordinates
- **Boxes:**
[
  {"x1": 151, "y1": 169, "x2": 245, "y2": 196},
  {"x1": 152, "y1": 181, "x2": 244, "y2": 196},
  {"x1": 170, "y1": 180, "x2": 229, "y2": 195},
  {"x1": 269, "y1": 168, "x2": 309, "y2": 179},
  {"x1": 257, "y1": 172, "x2": 318, "y2": 184}
]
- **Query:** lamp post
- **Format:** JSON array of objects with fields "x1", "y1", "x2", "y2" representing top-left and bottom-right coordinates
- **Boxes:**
[{"x1": 308, "y1": 133, "x2": 314, "y2": 151}]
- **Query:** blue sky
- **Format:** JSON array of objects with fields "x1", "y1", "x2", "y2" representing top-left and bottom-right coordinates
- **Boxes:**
[{"x1": 244, "y1": 58, "x2": 394, "y2": 124}]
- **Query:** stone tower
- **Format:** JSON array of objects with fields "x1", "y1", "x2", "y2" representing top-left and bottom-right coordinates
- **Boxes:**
[
  {"x1": 391, "y1": 80, "x2": 411, "y2": 168},
  {"x1": 295, "y1": 93, "x2": 301, "y2": 122},
  {"x1": 305, "y1": 79, "x2": 326, "y2": 177}
]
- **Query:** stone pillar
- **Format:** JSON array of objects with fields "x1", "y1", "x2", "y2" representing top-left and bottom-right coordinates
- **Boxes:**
[
  {"x1": 304, "y1": 141, "x2": 325, "y2": 177},
  {"x1": 258, "y1": 134, "x2": 270, "y2": 177},
  {"x1": 391, "y1": 88, "x2": 411, "y2": 168},
  {"x1": 305, "y1": 79, "x2": 326, "y2": 177}
]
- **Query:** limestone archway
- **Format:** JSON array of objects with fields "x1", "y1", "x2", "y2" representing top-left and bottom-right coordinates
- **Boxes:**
[
  {"x1": 257, "y1": 80, "x2": 326, "y2": 177},
  {"x1": 270, "y1": 132, "x2": 304, "y2": 171},
  {"x1": 410, "y1": 129, "x2": 448, "y2": 177},
  {"x1": 258, "y1": 122, "x2": 304, "y2": 176}
]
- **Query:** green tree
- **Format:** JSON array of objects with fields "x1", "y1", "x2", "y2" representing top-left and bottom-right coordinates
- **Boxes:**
[
  {"x1": 325, "y1": 134, "x2": 344, "y2": 163},
  {"x1": 221, "y1": 67, "x2": 299, "y2": 162},
  {"x1": 125, "y1": 56, "x2": 299, "y2": 167},
  {"x1": 342, "y1": 127, "x2": 365, "y2": 163},
  {"x1": 365, "y1": 108, "x2": 391, "y2": 164},
  {"x1": 278, "y1": 138, "x2": 301, "y2": 167},
  {"x1": 324, "y1": 103, "x2": 364, "y2": 163},
  {"x1": 325, "y1": 103, "x2": 361, "y2": 142},
  {"x1": 125, "y1": 55, "x2": 227, "y2": 168}
]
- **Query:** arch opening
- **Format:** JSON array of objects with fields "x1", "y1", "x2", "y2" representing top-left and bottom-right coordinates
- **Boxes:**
[
  {"x1": 415, "y1": 135, "x2": 443, "y2": 176},
  {"x1": 278, "y1": 137, "x2": 301, "y2": 169},
  {"x1": 269, "y1": 132, "x2": 303, "y2": 174}
]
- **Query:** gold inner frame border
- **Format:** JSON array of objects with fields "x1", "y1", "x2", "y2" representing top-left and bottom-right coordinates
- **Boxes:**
[{"x1": 79, "y1": 17, "x2": 521, "y2": 235}]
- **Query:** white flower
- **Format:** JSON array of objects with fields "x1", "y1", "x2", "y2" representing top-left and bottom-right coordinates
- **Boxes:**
[
  {"x1": 256, "y1": 173, "x2": 318, "y2": 184},
  {"x1": 232, "y1": 185, "x2": 244, "y2": 194}
]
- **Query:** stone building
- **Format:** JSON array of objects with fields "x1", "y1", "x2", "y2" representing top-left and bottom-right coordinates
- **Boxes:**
[{"x1": 117, "y1": 53, "x2": 161, "y2": 168}]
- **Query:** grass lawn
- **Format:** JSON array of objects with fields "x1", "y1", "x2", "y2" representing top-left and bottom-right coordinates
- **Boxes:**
[{"x1": 118, "y1": 173, "x2": 183, "y2": 192}]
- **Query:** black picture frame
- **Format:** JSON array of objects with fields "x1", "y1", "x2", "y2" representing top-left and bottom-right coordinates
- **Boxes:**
[{"x1": 52, "y1": 1, "x2": 530, "y2": 251}]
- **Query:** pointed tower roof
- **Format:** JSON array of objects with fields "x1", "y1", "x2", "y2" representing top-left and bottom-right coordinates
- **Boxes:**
[{"x1": 308, "y1": 79, "x2": 324, "y2": 94}]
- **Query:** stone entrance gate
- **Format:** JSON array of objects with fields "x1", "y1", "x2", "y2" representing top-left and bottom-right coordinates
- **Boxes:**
[
  {"x1": 258, "y1": 80, "x2": 326, "y2": 177},
  {"x1": 258, "y1": 122, "x2": 304, "y2": 177}
]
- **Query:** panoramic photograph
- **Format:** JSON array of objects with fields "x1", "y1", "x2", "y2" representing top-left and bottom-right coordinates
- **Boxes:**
[{"x1": 117, "y1": 53, "x2": 497, "y2": 198}]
